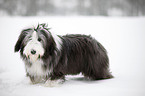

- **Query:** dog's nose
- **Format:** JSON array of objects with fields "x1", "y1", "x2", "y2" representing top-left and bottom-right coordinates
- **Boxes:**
[{"x1": 31, "y1": 49, "x2": 36, "y2": 55}]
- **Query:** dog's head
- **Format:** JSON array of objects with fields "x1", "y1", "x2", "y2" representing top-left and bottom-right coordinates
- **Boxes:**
[{"x1": 15, "y1": 24, "x2": 56, "y2": 62}]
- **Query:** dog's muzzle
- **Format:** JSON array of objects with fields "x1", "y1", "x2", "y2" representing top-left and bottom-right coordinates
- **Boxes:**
[
  {"x1": 25, "y1": 49, "x2": 41, "y2": 62},
  {"x1": 31, "y1": 49, "x2": 36, "y2": 55}
]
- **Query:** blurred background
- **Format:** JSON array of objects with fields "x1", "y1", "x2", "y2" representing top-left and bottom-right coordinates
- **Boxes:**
[{"x1": 0, "y1": 0, "x2": 145, "y2": 17}]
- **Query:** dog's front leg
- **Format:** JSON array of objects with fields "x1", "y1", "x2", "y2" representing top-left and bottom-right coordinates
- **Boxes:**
[
  {"x1": 44, "y1": 79, "x2": 64, "y2": 87},
  {"x1": 29, "y1": 76, "x2": 37, "y2": 84},
  {"x1": 44, "y1": 72, "x2": 65, "y2": 87}
]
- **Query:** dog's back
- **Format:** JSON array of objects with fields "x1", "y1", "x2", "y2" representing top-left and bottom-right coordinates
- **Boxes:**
[{"x1": 55, "y1": 34, "x2": 113, "y2": 80}]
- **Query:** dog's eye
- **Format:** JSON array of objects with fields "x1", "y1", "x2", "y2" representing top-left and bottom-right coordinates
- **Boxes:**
[{"x1": 38, "y1": 38, "x2": 41, "y2": 42}]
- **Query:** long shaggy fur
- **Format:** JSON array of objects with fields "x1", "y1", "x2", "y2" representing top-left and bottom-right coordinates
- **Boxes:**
[{"x1": 15, "y1": 23, "x2": 113, "y2": 84}]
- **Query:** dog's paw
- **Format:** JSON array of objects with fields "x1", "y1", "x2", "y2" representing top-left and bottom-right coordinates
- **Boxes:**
[{"x1": 44, "y1": 79, "x2": 64, "y2": 87}]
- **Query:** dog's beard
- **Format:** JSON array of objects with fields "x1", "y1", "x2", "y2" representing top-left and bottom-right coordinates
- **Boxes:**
[{"x1": 28, "y1": 54, "x2": 40, "y2": 62}]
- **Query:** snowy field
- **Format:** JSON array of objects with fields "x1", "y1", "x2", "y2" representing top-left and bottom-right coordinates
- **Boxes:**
[{"x1": 0, "y1": 16, "x2": 145, "y2": 96}]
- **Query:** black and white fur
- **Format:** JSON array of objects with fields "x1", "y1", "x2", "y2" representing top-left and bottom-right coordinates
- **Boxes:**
[{"x1": 15, "y1": 24, "x2": 113, "y2": 86}]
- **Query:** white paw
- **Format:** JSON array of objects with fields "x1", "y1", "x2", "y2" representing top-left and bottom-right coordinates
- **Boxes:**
[{"x1": 44, "y1": 79, "x2": 64, "y2": 87}]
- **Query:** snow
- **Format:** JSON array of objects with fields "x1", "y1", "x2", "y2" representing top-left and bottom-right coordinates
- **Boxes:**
[{"x1": 0, "y1": 16, "x2": 145, "y2": 96}]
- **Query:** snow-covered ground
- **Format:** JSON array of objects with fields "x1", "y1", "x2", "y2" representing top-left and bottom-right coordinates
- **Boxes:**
[{"x1": 0, "y1": 16, "x2": 145, "y2": 96}]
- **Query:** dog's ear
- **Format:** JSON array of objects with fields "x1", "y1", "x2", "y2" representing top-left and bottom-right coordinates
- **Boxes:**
[
  {"x1": 14, "y1": 32, "x2": 25, "y2": 52},
  {"x1": 14, "y1": 28, "x2": 32, "y2": 52}
]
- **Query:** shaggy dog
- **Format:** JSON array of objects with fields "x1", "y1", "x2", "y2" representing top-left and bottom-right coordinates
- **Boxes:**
[{"x1": 14, "y1": 23, "x2": 113, "y2": 86}]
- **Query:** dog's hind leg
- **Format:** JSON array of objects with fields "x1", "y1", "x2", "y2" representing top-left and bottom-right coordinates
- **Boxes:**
[{"x1": 83, "y1": 41, "x2": 113, "y2": 80}]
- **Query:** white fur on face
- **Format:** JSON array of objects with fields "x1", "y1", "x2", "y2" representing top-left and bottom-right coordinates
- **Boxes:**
[{"x1": 23, "y1": 31, "x2": 44, "y2": 62}]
